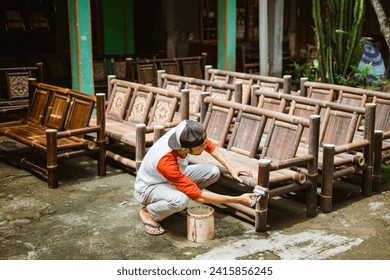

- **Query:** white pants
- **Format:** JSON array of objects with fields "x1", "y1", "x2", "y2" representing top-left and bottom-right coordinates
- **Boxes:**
[{"x1": 141, "y1": 164, "x2": 220, "y2": 222}]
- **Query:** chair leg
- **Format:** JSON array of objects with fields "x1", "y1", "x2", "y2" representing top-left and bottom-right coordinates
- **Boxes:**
[
  {"x1": 255, "y1": 195, "x2": 268, "y2": 232},
  {"x1": 46, "y1": 129, "x2": 59, "y2": 189},
  {"x1": 135, "y1": 124, "x2": 146, "y2": 172},
  {"x1": 256, "y1": 159, "x2": 270, "y2": 232},
  {"x1": 372, "y1": 130, "x2": 383, "y2": 192},
  {"x1": 321, "y1": 144, "x2": 334, "y2": 213}
]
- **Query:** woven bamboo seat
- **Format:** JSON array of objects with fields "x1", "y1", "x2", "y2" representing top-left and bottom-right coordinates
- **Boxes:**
[{"x1": 0, "y1": 82, "x2": 106, "y2": 188}]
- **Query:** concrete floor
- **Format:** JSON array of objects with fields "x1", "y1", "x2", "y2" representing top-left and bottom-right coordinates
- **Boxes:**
[{"x1": 0, "y1": 141, "x2": 389, "y2": 260}]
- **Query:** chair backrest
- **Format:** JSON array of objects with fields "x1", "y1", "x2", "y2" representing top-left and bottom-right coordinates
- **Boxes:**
[
  {"x1": 64, "y1": 94, "x2": 95, "y2": 131},
  {"x1": 160, "y1": 60, "x2": 180, "y2": 75},
  {"x1": 137, "y1": 63, "x2": 157, "y2": 85},
  {"x1": 147, "y1": 94, "x2": 178, "y2": 126},
  {"x1": 256, "y1": 93, "x2": 286, "y2": 134},
  {"x1": 227, "y1": 110, "x2": 266, "y2": 158},
  {"x1": 372, "y1": 96, "x2": 390, "y2": 132},
  {"x1": 319, "y1": 107, "x2": 359, "y2": 146},
  {"x1": 6, "y1": 71, "x2": 31, "y2": 99},
  {"x1": 112, "y1": 59, "x2": 126, "y2": 79},
  {"x1": 125, "y1": 89, "x2": 153, "y2": 124},
  {"x1": 337, "y1": 91, "x2": 367, "y2": 107},
  {"x1": 259, "y1": 81, "x2": 279, "y2": 92},
  {"x1": 182, "y1": 60, "x2": 202, "y2": 79},
  {"x1": 185, "y1": 83, "x2": 204, "y2": 117},
  {"x1": 209, "y1": 72, "x2": 229, "y2": 83},
  {"x1": 1, "y1": 64, "x2": 43, "y2": 101},
  {"x1": 288, "y1": 100, "x2": 321, "y2": 144},
  {"x1": 27, "y1": 88, "x2": 50, "y2": 125},
  {"x1": 208, "y1": 87, "x2": 232, "y2": 101},
  {"x1": 43, "y1": 92, "x2": 70, "y2": 130},
  {"x1": 162, "y1": 79, "x2": 183, "y2": 92},
  {"x1": 261, "y1": 119, "x2": 304, "y2": 161},
  {"x1": 307, "y1": 87, "x2": 334, "y2": 101},
  {"x1": 106, "y1": 83, "x2": 132, "y2": 121},
  {"x1": 93, "y1": 59, "x2": 107, "y2": 83},
  {"x1": 202, "y1": 103, "x2": 235, "y2": 147}
]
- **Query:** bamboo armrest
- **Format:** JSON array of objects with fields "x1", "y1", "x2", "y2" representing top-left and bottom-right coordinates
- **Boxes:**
[
  {"x1": 0, "y1": 120, "x2": 24, "y2": 128},
  {"x1": 54, "y1": 126, "x2": 102, "y2": 138},
  {"x1": 333, "y1": 140, "x2": 369, "y2": 154},
  {"x1": 269, "y1": 155, "x2": 314, "y2": 171}
]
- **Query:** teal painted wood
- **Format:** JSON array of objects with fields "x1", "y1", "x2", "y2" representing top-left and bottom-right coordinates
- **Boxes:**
[
  {"x1": 68, "y1": 0, "x2": 94, "y2": 94},
  {"x1": 217, "y1": 0, "x2": 236, "y2": 70}
]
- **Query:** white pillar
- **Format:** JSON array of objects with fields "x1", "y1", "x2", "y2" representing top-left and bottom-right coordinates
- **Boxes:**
[
  {"x1": 259, "y1": 0, "x2": 269, "y2": 75},
  {"x1": 271, "y1": 0, "x2": 284, "y2": 76}
]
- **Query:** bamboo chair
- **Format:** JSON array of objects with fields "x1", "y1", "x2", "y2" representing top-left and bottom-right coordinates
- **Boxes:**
[
  {"x1": 191, "y1": 97, "x2": 319, "y2": 231},
  {"x1": 296, "y1": 104, "x2": 375, "y2": 212},
  {"x1": 362, "y1": 96, "x2": 390, "y2": 191},
  {"x1": 98, "y1": 78, "x2": 188, "y2": 171},
  {"x1": 0, "y1": 82, "x2": 105, "y2": 188},
  {"x1": 255, "y1": 86, "x2": 376, "y2": 212}
]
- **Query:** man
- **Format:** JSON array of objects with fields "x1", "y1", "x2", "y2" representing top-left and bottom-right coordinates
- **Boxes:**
[{"x1": 134, "y1": 120, "x2": 255, "y2": 236}]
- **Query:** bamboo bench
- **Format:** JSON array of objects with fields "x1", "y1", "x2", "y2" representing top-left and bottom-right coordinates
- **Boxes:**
[
  {"x1": 204, "y1": 66, "x2": 293, "y2": 105},
  {"x1": 300, "y1": 80, "x2": 390, "y2": 192},
  {"x1": 89, "y1": 77, "x2": 189, "y2": 171},
  {"x1": 0, "y1": 63, "x2": 44, "y2": 123},
  {"x1": 252, "y1": 88, "x2": 376, "y2": 212},
  {"x1": 157, "y1": 71, "x2": 243, "y2": 121},
  {"x1": 0, "y1": 81, "x2": 106, "y2": 188},
  {"x1": 125, "y1": 53, "x2": 207, "y2": 85},
  {"x1": 189, "y1": 95, "x2": 320, "y2": 232}
]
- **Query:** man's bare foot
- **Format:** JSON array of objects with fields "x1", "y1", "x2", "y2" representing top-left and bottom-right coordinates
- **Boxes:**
[{"x1": 139, "y1": 207, "x2": 165, "y2": 236}]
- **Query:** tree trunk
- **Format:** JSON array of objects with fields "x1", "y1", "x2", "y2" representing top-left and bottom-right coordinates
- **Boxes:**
[{"x1": 368, "y1": 0, "x2": 390, "y2": 56}]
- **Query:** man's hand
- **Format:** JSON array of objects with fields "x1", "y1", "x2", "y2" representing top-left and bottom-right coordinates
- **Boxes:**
[
  {"x1": 210, "y1": 147, "x2": 253, "y2": 184},
  {"x1": 229, "y1": 167, "x2": 253, "y2": 183},
  {"x1": 239, "y1": 193, "x2": 258, "y2": 206}
]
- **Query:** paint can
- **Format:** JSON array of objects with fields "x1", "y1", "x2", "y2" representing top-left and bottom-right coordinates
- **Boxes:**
[{"x1": 187, "y1": 205, "x2": 214, "y2": 242}]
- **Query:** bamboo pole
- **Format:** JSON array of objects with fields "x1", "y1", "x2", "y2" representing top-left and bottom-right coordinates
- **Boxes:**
[
  {"x1": 373, "y1": 130, "x2": 384, "y2": 192},
  {"x1": 255, "y1": 159, "x2": 270, "y2": 232},
  {"x1": 321, "y1": 144, "x2": 335, "y2": 213},
  {"x1": 46, "y1": 129, "x2": 58, "y2": 189}
]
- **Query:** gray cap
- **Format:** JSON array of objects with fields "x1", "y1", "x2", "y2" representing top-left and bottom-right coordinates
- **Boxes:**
[{"x1": 168, "y1": 120, "x2": 207, "y2": 150}]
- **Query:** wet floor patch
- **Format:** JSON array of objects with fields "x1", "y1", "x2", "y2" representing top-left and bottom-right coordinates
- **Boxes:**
[{"x1": 193, "y1": 230, "x2": 363, "y2": 260}]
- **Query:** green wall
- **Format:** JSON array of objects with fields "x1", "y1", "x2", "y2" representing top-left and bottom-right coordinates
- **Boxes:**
[{"x1": 103, "y1": 0, "x2": 134, "y2": 55}]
